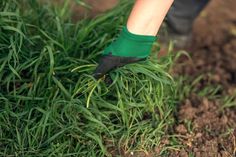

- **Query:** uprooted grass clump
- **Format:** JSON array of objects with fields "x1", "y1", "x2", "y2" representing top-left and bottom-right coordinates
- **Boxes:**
[{"x1": 0, "y1": 0, "x2": 177, "y2": 156}]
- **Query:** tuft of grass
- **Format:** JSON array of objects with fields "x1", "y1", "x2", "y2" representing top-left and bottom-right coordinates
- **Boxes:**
[{"x1": 0, "y1": 0, "x2": 177, "y2": 156}]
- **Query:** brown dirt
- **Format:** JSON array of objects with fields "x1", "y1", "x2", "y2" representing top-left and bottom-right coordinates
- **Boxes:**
[
  {"x1": 169, "y1": 96, "x2": 236, "y2": 157},
  {"x1": 70, "y1": 0, "x2": 119, "y2": 20},
  {"x1": 174, "y1": 0, "x2": 236, "y2": 89},
  {"x1": 39, "y1": 0, "x2": 119, "y2": 20},
  {"x1": 168, "y1": 0, "x2": 236, "y2": 156}
]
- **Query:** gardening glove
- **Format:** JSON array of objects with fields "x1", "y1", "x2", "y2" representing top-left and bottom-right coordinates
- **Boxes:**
[{"x1": 93, "y1": 26, "x2": 157, "y2": 79}]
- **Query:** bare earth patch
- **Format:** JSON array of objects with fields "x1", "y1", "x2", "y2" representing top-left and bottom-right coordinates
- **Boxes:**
[{"x1": 170, "y1": 0, "x2": 236, "y2": 156}]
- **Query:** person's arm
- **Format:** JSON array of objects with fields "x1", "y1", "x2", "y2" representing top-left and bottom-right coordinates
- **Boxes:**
[
  {"x1": 127, "y1": 0, "x2": 174, "y2": 36},
  {"x1": 93, "y1": 0, "x2": 174, "y2": 79}
]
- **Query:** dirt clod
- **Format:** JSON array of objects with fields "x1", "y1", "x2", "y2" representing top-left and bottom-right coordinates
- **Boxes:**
[{"x1": 175, "y1": 124, "x2": 188, "y2": 134}]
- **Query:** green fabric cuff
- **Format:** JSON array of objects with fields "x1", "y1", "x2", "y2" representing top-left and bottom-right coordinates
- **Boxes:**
[
  {"x1": 122, "y1": 26, "x2": 157, "y2": 42},
  {"x1": 103, "y1": 26, "x2": 157, "y2": 58}
]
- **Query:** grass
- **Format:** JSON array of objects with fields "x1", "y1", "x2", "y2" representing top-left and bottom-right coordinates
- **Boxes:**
[
  {"x1": 3, "y1": 0, "x2": 235, "y2": 156},
  {"x1": 0, "y1": 0, "x2": 178, "y2": 156}
]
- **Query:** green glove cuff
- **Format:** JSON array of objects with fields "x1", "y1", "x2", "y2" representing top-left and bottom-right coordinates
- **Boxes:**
[{"x1": 103, "y1": 26, "x2": 157, "y2": 58}]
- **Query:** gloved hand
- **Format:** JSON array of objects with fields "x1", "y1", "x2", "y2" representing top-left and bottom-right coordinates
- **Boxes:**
[{"x1": 92, "y1": 26, "x2": 157, "y2": 80}]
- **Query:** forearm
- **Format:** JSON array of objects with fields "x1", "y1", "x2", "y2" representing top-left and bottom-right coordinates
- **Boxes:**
[{"x1": 127, "y1": 0, "x2": 174, "y2": 36}]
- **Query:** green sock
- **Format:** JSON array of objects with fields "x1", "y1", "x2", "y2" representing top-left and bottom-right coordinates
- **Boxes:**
[{"x1": 103, "y1": 26, "x2": 157, "y2": 58}]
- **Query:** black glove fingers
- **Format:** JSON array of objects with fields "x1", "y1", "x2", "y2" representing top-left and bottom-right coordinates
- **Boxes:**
[
  {"x1": 93, "y1": 54, "x2": 146, "y2": 80},
  {"x1": 93, "y1": 56, "x2": 117, "y2": 79}
]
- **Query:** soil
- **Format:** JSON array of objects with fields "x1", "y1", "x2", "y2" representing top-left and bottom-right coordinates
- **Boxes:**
[
  {"x1": 174, "y1": 0, "x2": 236, "y2": 90},
  {"x1": 70, "y1": 0, "x2": 118, "y2": 20},
  {"x1": 168, "y1": 0, "x2": 236, "y2": 156},
  {"x1": 168, "y1": 97, "x2": 236, "y2": 157},
  {"x1": 40, "y1": 0, "x2": 118, "y2": 20}
]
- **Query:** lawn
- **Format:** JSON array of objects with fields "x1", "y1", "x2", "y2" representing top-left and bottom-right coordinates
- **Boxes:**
[{"x1": 1, "y1": 0, "x2": 235, "y2": 157}]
